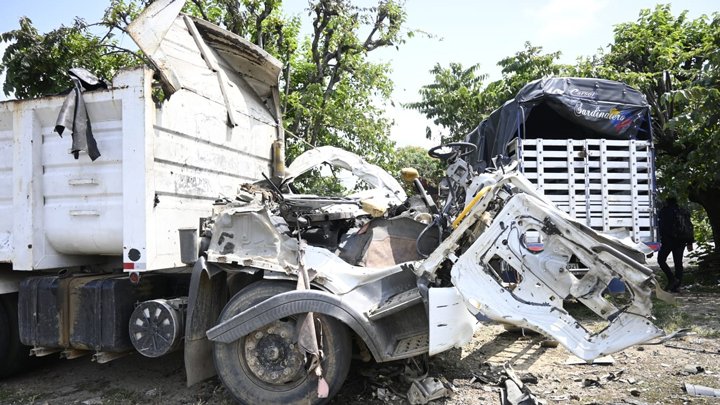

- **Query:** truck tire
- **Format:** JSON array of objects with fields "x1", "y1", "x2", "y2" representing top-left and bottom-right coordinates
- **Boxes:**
[
  {"x1": 0, "y1": 293, "x2": 30, "y2": 378},
  {"x1": 213, "y1": 281, "x2": 352, "y2": 405}
]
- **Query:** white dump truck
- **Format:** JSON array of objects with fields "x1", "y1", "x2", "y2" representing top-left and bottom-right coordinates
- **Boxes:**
[
  {"x1": 0, "y1": 0, "x2": 283, "y2": 375},
  {"x1": 0, "y1": 2, "x2": 670, "y2": 404}
]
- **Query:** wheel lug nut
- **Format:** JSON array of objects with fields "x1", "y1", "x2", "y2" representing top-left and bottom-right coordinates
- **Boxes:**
[
  {"x1": 280, "y1": 331, "x2": 288, "y2": 338},
  {"x1": 255, "y1": 332, "x2": 263, "y2": 339}
]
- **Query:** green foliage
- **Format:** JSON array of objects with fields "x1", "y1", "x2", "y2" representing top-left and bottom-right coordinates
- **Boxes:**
[
  {"x1": 0, "y1": 17, "x2": 141, "y2": 98},
  {"x1": 390, "y1": 145, "x2": 444, "y2": 194},
  {"x1": 405, "y1": 63, "x2": 487, "y2": 142},
  {"x1": 282, "y1": 0, "x2": 409, "y2": 167},
  {"x1": 408, "y1": 42, "x2": 569, "y2": 142},
  {"x1": 492, "y1": 42, "x2": 570, "y2": 103},
  {"x1": 597, "y1": 5, "x2": 720, "y2": 251}
]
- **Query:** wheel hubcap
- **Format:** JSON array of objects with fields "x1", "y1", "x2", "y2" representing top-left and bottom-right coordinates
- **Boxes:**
[{"x1": 244, "y1": 320, "x2": 305, "y2": 384}]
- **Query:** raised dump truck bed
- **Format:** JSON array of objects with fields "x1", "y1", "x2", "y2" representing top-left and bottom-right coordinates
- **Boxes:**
[{"x1": 0, "y1": 8, "x2": 283, "y2": 273}]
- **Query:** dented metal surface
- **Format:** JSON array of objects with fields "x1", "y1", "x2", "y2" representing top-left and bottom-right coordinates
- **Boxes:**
[
  {"x1": 285, "y1": 145, "x2": 407, "y2": 205},
  {"x1": 204, "y1": 146, "x2": 665, "y2": 365}
]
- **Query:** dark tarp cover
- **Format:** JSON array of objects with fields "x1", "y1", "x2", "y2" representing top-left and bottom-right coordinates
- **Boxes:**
[{"x1": 466, "y1": 77, "x2": 651, "y2": 171}]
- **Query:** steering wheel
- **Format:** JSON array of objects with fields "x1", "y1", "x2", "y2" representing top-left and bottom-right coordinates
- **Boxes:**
[{"x1": 428, "y1": 142, "x2": 478, "y2": 161}]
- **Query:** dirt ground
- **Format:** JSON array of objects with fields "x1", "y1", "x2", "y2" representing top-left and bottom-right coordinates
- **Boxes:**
[{"x1": 1, "y1": 266, "x2": 719, "y2": 405}]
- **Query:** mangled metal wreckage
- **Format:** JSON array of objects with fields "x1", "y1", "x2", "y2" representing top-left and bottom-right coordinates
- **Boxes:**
[
  {"x1": 113, "y1": 1, "x2": 666, "y2": 402},
  {"x1": 201, "y1": 143, "x2": 667, "y2": 403}
]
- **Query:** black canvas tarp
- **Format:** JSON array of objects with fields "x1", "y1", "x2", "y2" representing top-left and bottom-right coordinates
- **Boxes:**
[{"x1": 466, "y1": 77, "x2": 652, "y2": 171}]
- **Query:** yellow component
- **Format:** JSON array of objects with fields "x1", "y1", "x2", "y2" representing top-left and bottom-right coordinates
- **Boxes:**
[
  {"x1": 272, "y1": 140, "x2": 286, "y2": 178},
  {"x1": 452, "y1": 186, "x2": 493, "y2": 229},
  {"x1": 361, "y1": 199, "x2": 387, "y2": 218},
  {"x1": 400, "y1": 167, "x2": 420, "y2": 183}
]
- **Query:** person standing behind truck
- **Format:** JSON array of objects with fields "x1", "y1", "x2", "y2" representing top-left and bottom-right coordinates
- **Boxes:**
[{"x1": 657, "y1": 198, "x2": 695, "y2": 292}]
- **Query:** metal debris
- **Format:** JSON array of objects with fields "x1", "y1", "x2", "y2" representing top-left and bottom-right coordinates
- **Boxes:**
[
  {"x1": 684, "y1": 383, "x2": 720, "y2": 397},
  {"x1": 679, "y1": 364, "x2": 705, "y2": 375},
  {"x1": 564, "y1": 355, "x2": 615, "y2": 365},
  {"x1": 407, "y1": 377, "x2": 453, "y2": 404}
]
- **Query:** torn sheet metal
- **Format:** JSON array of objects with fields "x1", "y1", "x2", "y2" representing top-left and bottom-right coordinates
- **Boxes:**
[
  {"x1": 204, "y1": 142, "x2": 665, "y2": 369},
  {"x1": 442, "y1": 171, "x2": 663, "y2": 360},
  {"x1": 127, "y1": 0, "x2": 282, "y2": 123},
  {"x1": 285, "y1": 145, "x2": 407, "y2": 205},
  {"x1": 126, "y1": 0, "x2": 185, "y2": 93},
  {"x1": 428, "y1": 287, "x2": 477, "y2": 356}
]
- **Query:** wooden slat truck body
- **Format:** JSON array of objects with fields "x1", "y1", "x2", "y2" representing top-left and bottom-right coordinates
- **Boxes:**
[{"x1": 467, "y1": 77, "x2": 657, "y2": 247}]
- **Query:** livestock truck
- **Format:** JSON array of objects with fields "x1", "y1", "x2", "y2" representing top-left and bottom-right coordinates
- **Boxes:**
[
  {"x1": 466, "y1": 77, "x2": 657, "y2": 250},
  {"x1": 0, "y1": 1, "x2": 669, "y2": 404}
]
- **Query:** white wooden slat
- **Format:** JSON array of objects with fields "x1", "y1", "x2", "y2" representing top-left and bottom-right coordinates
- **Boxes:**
[
  {"x1": 566, "y1": 139, "x2": 577, "y2": 216},
  {"x1": 535, "y1": 139, "x2": 545, "y2": 192},
  {"x1": 582, "y1": 139, "x2": 592, "y2": 226},
  {"x1": 600, "y1": 139, "x2": 610, "y2": 232}
]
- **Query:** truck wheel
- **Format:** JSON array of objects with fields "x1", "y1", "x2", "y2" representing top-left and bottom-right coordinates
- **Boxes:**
[
  {"x1": 213, "y1": 281, "x2": 352, "y2": 404},
  {"x1": 0, "y1": 293, "x2": 30, "y2": 378}
]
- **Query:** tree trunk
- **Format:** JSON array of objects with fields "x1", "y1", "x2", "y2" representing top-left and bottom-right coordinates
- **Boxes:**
[{"x1": 690, "y1": 184, "x2": 720, "y2": 253}]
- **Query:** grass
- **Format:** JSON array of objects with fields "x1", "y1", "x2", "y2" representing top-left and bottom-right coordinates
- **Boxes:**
[
  {"x1": 0, "y1": 388, "x2": 46, "y2": 405},
  {"x1": 651, "y1": 297, "x2": 693, "y2": 332},
  {"x1": 102, "y1": 388, "x2": 145, "y2": 404}
]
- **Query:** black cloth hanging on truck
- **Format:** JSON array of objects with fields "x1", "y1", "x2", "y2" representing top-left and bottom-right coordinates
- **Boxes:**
[{"x1": 54, "y1": 68, "x2": 107, "y2": 161}]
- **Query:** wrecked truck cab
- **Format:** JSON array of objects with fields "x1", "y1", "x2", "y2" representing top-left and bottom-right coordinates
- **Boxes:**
[
  {"x1": 418, "y1": 167, "x2": 667, "y2": 360},
  {"x1": 201, "y1": 142, "x2": 668, "y2": 404},
  {"x1": 279, "y1": 145, "x2": 407, "y2": 217},
  {"x1": 205, "y1": 146, "x2": 433, "y2": 278}
]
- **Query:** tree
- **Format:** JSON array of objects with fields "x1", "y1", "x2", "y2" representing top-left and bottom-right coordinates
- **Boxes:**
[
  {"x1": 281, "y1": 0, "x2": 407, "y2": 167},
  {"x1": 585, "y1": 5, "x2": 720, "y2": 253},
  {"x1": 408, "y1": 42, "x2": 569, "y2": 142},
  {"x1": 0, "y1": 17, "x2": 140, "y2": 98},
  {"x1": 659, "y1": 13, "x2": 720, "y2": 253},
  {"x1": 404, "y1": 62, "x2": 487, "y2": 142},
  {"x1": 2, "y1": 0, "x2": 409, "y2": 169},
  {"x1": 391, "y1": 145, "x2": 444, "y2": 194}
]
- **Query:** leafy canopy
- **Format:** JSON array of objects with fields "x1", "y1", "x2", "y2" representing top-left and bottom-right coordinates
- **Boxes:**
[{"x1": 0, "y1": 16, "x2": 140, "y2": 98}]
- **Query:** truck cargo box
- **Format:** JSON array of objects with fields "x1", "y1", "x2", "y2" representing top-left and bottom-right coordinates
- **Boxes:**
[
  {"x1": 0, "y1": 9, "x2": 283, "y2": 272},
  {"x1": 466, "y1": 77, "x2": 656, "y2": 244}
]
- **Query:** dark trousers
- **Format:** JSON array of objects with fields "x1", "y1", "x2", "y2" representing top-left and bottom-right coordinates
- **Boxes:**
[{"x1": 658, "y1": 239, "x2": 686, "y2": 286}]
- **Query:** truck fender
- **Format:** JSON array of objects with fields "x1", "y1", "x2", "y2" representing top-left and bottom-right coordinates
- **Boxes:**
[
  {"x1": 206, "y1": 289, "x2": 384, "y2": 362},
  {"x1": 184, "y1": 257, "x2": 227, "y2": 387}
]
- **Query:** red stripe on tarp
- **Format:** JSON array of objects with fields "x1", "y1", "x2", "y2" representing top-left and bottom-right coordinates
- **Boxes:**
[{"x1": 123, "y1": 262, "x2": 135, "y2": 270}]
